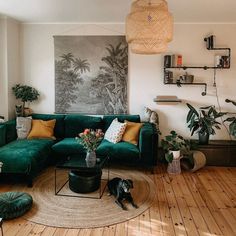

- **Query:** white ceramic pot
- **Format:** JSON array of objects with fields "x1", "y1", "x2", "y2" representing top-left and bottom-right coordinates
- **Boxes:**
[{"x1": 169, "y1": 150, "x2": 180, "y2": 159}]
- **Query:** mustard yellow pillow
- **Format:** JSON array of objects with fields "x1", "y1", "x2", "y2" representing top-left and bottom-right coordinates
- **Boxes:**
[
  {"x1": 122, "y1": 120, "x2": 143, "y2": 145},
  {"x1": 27, "y1": 119, "x2": 56, "y2": 140}
]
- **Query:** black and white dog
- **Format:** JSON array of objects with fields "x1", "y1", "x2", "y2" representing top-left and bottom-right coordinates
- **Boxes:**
[{"x1": 108, "y1": 177, "x2": 138, "y2": 210}]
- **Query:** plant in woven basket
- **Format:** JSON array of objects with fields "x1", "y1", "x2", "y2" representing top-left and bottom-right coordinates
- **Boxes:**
[
  {"x1": 161, "y1": 131, "x2": 190, "y2": 163},
  {"x1": 78, "y1": 129, "x2": 104, "y2": 153},
  {"x1": 224, "y1": 99, "x2": 236, "y2": 138}
]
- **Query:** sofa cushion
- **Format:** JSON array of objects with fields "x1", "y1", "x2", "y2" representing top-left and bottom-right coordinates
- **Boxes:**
[
  {"x1": 32, "y1": 114, "x2": 65, "y2": 139},
  {"x1": 97, "y1": 139, "x2": 140, "y2": 163},
  {"x1": 104, "y1": 118, "x2": 127, "y2": 144},
  {"x1": 65, "y1": 115, "x2": 103, "y2": 138},
  {"x1": 103, "y1": 115, "x2": 140, "y2": 132},
  {"x1": 16, "y1": 117, "x2": 32, "y2": 139},
  {"x1": 122, "y1": 120, "x2": 143, "y2": 145},
  {"x1": 0, "y1": 139, "x2": 54, "y2": 175},
  {"x1": 28, "y1": 119, "x2": 56, "y2": 140},
  {"x1": 52, "y1": 138, "x2": 85, "y2": 155}
]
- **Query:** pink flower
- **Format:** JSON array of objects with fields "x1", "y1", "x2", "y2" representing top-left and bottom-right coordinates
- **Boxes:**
[{"x1": 84, "y1": 129, "x2": 90, "y2": 135}]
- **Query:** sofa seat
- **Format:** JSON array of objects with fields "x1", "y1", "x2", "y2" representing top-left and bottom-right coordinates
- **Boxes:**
[
  {"x1": 0, "y1": 139, "x2": 54, "y2": 176},
  {"x1": 52, "y1": 138, "x2": 85, "y2": 155},
  {"x1": 97, "y1": 139, "x2": 140, "y2": 163}
]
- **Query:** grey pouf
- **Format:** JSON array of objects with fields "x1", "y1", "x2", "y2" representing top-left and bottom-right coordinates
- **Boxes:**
[{"x1": 0, "y1": 192, "x2": 33, "y2": 220}]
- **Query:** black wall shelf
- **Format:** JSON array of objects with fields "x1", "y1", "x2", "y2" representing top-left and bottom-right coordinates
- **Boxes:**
[
  {"x1": 163, "y1": 36, "x2": 231, "y2": 96},
  {"x1": 164, "y1": 82, "x2": 207, "y2": 96}
]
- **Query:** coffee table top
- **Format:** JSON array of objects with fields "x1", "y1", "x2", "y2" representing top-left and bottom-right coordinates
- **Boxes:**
[{"x1": 56, "y1": 154, "x2": 108, "y2": 171}]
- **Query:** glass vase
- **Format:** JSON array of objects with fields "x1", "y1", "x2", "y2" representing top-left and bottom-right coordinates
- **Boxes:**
[{"x1": 85, "y1": 151, "x2": 96, "y2": 167}]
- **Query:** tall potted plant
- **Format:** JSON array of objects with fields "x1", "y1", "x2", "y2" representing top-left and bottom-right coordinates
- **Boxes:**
[
  {"x1": 12, "y1": 84, "x2": 40, "y2": 116},
  {"x1": 186, "y1": 103, "x2": 226, "y2": 144},
  {"x1": 224, "y1": 99, "x2": 236, "y2": 138}
]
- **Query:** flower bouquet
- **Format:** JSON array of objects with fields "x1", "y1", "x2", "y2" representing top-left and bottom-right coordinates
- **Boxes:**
[{"x1": 77, "y1": 129, "x2": 104, "y2": 164}]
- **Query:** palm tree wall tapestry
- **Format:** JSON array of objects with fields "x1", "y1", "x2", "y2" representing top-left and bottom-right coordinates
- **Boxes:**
[{"x1": 54, "y1": 36, "x2": 128, "y2": 114}]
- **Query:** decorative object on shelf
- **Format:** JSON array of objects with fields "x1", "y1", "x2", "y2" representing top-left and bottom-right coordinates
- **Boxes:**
[
  {"x1": 12, "y1": 84, "x2": 40, "y2": 117},
  {"x1": 164, "y1": 70, "x2": 173, "y2": 83},
  {"x1": 177, "y1": 55, "x2": 183, "y2": 67},
  {"x1": 78, "y1": 129, "x2": 104, "y2": 164},
  {"x1": 163, "y1": 35, "x2": 231, "y2": 96},
  {"x1": 186, "y1": 103, "x2": 226, "y2": 144},
  {"x1": 143, "y1": 107, "x2": 161, "y2": 134},
  {"x1": 126, "y1": 0, "x2": 173, "y2": 54},
  {"x1": 153, "y1": 95, "x2": 182, "y2": 104},
  {"x1": 179, "y1": 72, "x2": 194, "y2": 83},
  {"x1": 224, "y1": 99, "x2": 236, "y2": 138}
]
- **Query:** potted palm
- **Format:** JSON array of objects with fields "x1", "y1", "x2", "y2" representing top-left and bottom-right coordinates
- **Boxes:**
[
  {"x1": 186, "y1": 103, "x2": 226, "y2": 144},
  {"x1": 12, "y1": 84, "x2": 40, "y2": 116},
  {"x1": 224, "y1": 99, "x2": 236, "y2": 137}
]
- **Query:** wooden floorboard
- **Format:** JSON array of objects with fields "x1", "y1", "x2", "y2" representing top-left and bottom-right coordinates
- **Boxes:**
[{"x1": 1, "y1": 165, "x2": 236, "y2": 236}]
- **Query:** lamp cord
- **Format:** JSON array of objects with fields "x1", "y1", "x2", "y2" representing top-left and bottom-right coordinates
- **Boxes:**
[{"x1": 213, "y1": 69, "x2": 232, "y2": 141}]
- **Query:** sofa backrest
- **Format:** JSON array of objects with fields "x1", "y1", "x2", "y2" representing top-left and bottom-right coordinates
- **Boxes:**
[
  {"x1": 32, "y1": 114, "x2": 65, "y2": 139},
  {"x1": 64, "y1": 114, "x2": 103, "y2": 138},
  {"x1": 103, "y1": 115, "x2": 140, "y2": 132}
]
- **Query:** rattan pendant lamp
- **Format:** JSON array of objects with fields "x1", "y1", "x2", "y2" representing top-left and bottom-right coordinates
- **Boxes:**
[{"x1": 126, "y1": 0, "x2": 173, "y2": 54}]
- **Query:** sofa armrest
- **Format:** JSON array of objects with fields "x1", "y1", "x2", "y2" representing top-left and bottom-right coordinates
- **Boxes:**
[
  {"x1": 0, "y1": 124, "x2": 6, "y2": 147},
  {"x1": 139, "y1": 122, "x2": 158, "y2": 166},
  {"x1": 4, "y1": 119, "x2": 17, "y2": 143}
]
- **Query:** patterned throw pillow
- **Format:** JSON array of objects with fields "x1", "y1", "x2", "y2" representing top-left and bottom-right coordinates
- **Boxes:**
[
  {"x1": 104, "y1": 118, "x2": 127, "y2": 144},
  {"x1": 16, "y1": 117, "x2": 32, "y2": 139}
]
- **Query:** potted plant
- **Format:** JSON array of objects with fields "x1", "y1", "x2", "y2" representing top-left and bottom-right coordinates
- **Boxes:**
[
  {"x1": 161, "y1": 131, "x2": 190, "y2": 174},
  {"x1": 224, "y1": 99, "x2": 236, "y2": 138},
  {"x1": 161, "y1": 131, "x2": 190, "y2": 162},
  {"x1": 186, "y1": 103, "x2": 226, "y2": 144},
  {"x1": 12, "y1": 84, "x2": 40, "y2": 116}
]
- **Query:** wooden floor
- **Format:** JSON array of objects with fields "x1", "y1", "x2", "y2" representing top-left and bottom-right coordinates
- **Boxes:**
[{"x1": 1, "y1": 165, "x2": 236, "y2": 236}]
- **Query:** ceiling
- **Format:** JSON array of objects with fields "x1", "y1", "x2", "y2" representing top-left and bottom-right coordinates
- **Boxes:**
[{"x1": 0, "y1": 0, "x2": 236, "y2": 24}]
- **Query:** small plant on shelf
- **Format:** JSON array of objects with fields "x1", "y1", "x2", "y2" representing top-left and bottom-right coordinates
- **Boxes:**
[
  {"x1": 224, "y1": 99, "x2": 236, "y2": 138},
  {"x1": 186, "y1": 103, "x2": 226, "y2": 144},
  {"x1": 161, "y1": 130, "x2": 190, "y2": 163}
]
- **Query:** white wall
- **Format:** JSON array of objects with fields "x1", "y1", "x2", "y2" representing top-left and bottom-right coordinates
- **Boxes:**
[
  {"x1": 20, "y1": 23, "x2": 236, "y2": 140},
  {"x1": 0, "y1": 17, "x2": 20, "y2": 120},
  {"x1": 0, "y1": 18, "x2": 8, "y2": 119}
]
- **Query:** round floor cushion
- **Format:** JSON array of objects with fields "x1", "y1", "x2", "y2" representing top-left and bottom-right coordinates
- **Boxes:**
[{"x1": 0, "y1": 192, "x2": 33, "y2": 220}]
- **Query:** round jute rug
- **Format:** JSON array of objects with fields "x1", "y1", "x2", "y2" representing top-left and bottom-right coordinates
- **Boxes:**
[{"x1": 17, "y1": 168, "x2": 156, "y2": 228}]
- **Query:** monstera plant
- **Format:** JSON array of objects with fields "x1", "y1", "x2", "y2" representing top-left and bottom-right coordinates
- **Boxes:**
[
  {"x1": 186, "y1": 103, "x2": 226, "y2": 144},
  {"x1": 224, "y1": 99, "x2": 236, "y2": 138}
]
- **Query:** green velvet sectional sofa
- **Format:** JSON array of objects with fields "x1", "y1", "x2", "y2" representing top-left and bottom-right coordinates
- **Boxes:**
[{"x1": 0, "y1": 114, "x2": 158, "y2": 186}]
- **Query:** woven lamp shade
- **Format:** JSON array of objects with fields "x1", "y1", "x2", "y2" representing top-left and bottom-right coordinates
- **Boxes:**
[{"x1": 126, "y1": 0, "x2": 173, "y2": 54}]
